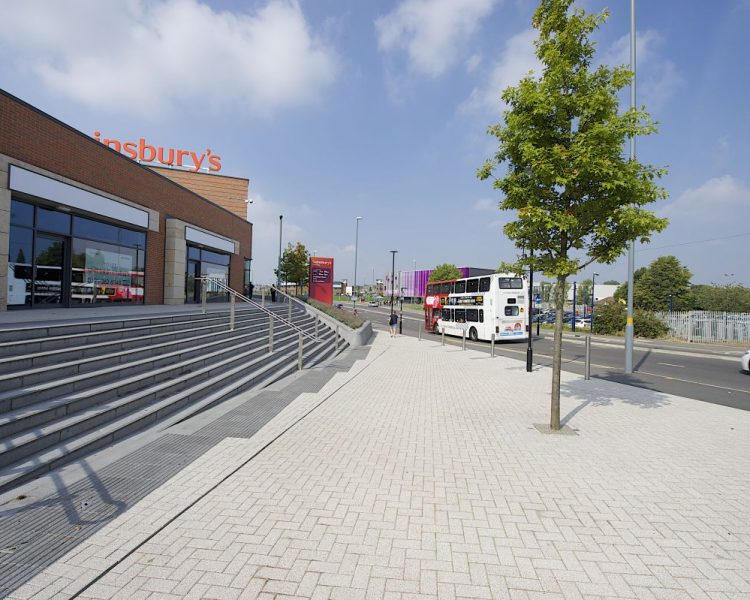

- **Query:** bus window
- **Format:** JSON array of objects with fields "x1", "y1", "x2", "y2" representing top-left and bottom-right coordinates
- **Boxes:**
[
  {"x1": 504, "y1": 306, "x2": 519, "y2": 316},
  {"x1": 455, "y1": 280, "x2": 466, "y2": 294},
  {"x1": 455, "y1": 309, "x2": 466, "y2": 322},
  {"x1": 467, "y1": 309, "x2": 478, "y2": 322},
  {"x1": 440, "y1": 282, "x2": 450, "y2": 295},
  {"x1": 479, "y1": 277, "x2": 490, "y2": 292},
  {"x1": 479, "y1": 309, "x2": 484, "y2": 322},
  {"x1": 466, "y1": 279, "x2": 478, "y2": 293},
  {"x1": 499, "y1": 277, "x2": 524, "y2": 289}
]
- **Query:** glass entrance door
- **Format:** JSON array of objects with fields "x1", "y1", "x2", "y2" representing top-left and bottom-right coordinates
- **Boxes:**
[
  {"x1": 186, "y1": 259, "x2": 200, "y2": 303},
  {"x1": 33, "y1": 234, "x2": 69, "y2": 307}
]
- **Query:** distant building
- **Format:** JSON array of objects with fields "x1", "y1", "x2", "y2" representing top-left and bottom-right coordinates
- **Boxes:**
[{"x1": 384, "y1": 267, "x2": 496, "y2": 301}]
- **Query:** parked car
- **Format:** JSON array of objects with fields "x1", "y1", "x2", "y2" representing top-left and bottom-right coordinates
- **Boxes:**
[
  {"x1": 742, "y1": 350, "x2": 750, "y2": 373},
  {"x1": 335, "y1": 302, "x2": 344, "y2": 309},
  {"x1": 368, "y1": 300, "x2": 380, "y2": 307}
]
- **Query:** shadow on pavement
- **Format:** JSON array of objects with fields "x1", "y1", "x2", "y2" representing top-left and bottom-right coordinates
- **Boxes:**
[{"x1": 560, "y1": 374, "x2": 672, "y2": 427}]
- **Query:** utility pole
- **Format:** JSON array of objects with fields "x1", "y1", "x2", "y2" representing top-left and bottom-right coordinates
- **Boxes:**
[
  {"x1": 277, "y1": 215, "x2": 283, "y2": 289},
  {"x1": 625, "y1": 0, "x2": 636, "y2": 373},
  {"x1": 526, "y1": 250, "x2": 534, "y2": 372},
  {"x1": 353, "y1": 216, "x2": 362, "y2": 311}
]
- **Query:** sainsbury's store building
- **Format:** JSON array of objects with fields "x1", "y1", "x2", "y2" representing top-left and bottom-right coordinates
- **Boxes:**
[{"x1": 0, "y1": 90, "x2": 253, "y2": 311}]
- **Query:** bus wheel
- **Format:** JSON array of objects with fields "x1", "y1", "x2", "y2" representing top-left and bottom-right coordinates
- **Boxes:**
[{"x1": 469, "y1": 327, "x2": 478, "y2": 341}]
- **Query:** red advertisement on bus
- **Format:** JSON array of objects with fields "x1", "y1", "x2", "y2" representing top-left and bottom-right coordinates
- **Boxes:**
[{"x1": 423, "y1": 279, "x2": 456, "y2": 332}]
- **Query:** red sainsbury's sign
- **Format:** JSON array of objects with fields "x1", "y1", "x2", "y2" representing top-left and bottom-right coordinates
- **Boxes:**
[{"x1": 93, "y1": 132, "x2": 222, "y2": 172}]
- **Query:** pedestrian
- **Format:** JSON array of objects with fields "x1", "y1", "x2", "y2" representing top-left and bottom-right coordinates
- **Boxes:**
[{"x1": 388, "y1": 311, "x2": 398, "y2": 337}]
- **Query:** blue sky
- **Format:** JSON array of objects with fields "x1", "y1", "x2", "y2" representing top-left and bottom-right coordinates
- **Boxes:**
[{"x1": 2, "y1": 0, "x2": 749, "y2": 288}]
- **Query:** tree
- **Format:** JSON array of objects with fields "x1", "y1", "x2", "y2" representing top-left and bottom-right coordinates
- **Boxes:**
[
  {"x1": 603, "y1": 279, "x2": 619, "y2": 285},
  {"x1": 633, "y1": 255, "x2": 692, "y2": 310},
  {"x1": 576, "y1": 278, "x2": 593, "y2": 311},
  {"x1": 276, "y1": 242, "x2": 310, "y2": 295},
  {"x1": 429, "y1": 263, "x2": 461, "y2": 282},
  {"x1": 478, "y1": 0, "x2": 668, "y2": 430},
  {"x1": 614, "y1": 266, "x2": 646, "y2": 303},
  {"x1": 692, "y1": 283, "x2": 750, "y2": 312}
]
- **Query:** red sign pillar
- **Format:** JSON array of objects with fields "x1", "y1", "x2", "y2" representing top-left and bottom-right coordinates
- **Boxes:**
[{"x1": 309, "y1": 257, "x2": 334, "y2": 305}]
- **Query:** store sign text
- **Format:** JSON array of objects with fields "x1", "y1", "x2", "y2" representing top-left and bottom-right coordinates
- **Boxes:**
[{"x1": 93, "y1": 132, "x2": 222, "y2": 172}]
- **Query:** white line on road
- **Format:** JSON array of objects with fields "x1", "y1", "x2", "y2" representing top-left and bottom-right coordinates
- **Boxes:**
[{"x1": 657, "y1": 362, "x2": 685, "y2": 368}]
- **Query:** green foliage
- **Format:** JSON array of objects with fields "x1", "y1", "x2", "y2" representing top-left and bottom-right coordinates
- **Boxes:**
[
  {"x1": 576, "y1": 278, "x2": 593, "y2": 307},
  {"x1": 614, "y1": 256, "x2": 692, "y2": 310},
  {"x1": 634, "y1": 311, "x2": 669, "y2": 338},
  {"x1": 307, "y1": 299, "x2": 365, "y2": 329},
  {"x1": 592, "y1": 301, "x2": 625, "y2": 335},
  {"x1": 603, "y1": 280, "x2": 619, "y2": 285},
  {"x1": 691, "y1": 284, "x2": 750, "y2": 312},
  {"x1": 276, "y1": 242, "x2": 310, "y2": 291},
  {"x1": 614, "y1": 266, "x2": 646, "y2": 303},
  {"x1": 429, "y1": 263, "x2": 461, "y2": 282}
]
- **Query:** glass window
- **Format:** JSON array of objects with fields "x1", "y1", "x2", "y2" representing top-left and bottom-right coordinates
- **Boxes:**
[
  {"x1": 71, "y1": 238, "x2": 144, "y2": 304},
  {"x1": 7, "y1": 226, "x2": 34, "y2": 306},
  {"x1": 427, "y1": 284, "x2": 434, "y2": 295},
  {"x1": 37, "y1": 207, "x2": 71, "y2": 235},
  {"x1": 10, "y1": 199, "x2": 34, "y2": 227},
  {"x1": 188, "y1": 246, "x2": 201, "y2": 260},
  {"x1": 479, "y1": 309, "x2": 484, "y2": 323},
  {"x1": 455, "y1": 280, "x2": 466, "y2": 294},
  {"x1": 439, "y1": 282, "x2": 450, "y2": 295},
  {"x1": 201, "y1": 249, "x2": 230, "y2": 266},
  {"x1": 499, "y1": 277, "x2": 523, "y2": 289},
  {"x1": 479, "y1": 277, "x2": 490, "y2": 292},
  {"x1": 466, "y1": 279, "x2": 478, "y2": 293},
  {"x1": 467, "y1": 309, "x2": 478, "y2": 322},
  {"x1": 505, "y1": 306, "x2": 519, "y2": 316},
  {"x1": 119, "y1": 228, "x2": 146, "y2": 248},
  {"x1": 455, "y1": 309, "x2": 466, "y2": 322},
  {"x1": 73, "y1": 216, "x2": 120, "y2": 243}
]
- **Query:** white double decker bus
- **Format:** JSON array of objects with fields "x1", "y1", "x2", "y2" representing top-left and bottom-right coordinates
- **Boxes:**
[{"x1": 437, "y1": 272, "x2": 529, "y2": 342}]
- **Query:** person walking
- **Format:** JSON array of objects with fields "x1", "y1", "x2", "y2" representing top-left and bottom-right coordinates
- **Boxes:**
[{"x1": 388, "y1": 311, "x2": 398, "y2": 337}]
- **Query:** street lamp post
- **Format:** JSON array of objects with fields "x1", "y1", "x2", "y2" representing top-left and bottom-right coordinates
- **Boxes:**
[
  {"x1": 668, "y1": 293, "x2": 673, "y2": 313},
  {"x1": 277, "y1": 215, "x2": 283, "y2": 290},
  {"x1": 389, "y1": 250, "x2": 397, "y2": 315},
  {"x1": 591, "y1": 272, "x2": 599, "y2": 333},
  {"x1": 353, "y1": 216, "x2": 363, "y2": 311},
  {"x1": 625, "y1": 0, "x2": 637, "y2": 373},
  {"x1": 526, "y1": 250, "x2": 534, "y2": 372},
  {"x1": 572, "y1": 282, "x2": 577, "y2": 333}
]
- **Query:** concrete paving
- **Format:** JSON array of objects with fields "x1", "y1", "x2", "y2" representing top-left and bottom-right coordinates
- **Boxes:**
[{"x1": 7, "y1": 331, "x2": 750, "y2": 600}]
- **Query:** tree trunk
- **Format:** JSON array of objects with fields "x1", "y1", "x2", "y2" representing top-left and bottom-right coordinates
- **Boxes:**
[{"x1": 550, "y1": 275, "x2": 567, "y2": 430}]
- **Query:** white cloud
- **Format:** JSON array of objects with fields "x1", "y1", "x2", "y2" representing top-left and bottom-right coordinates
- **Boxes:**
[
  {"x1": 460, "y1": 28, "x2": 539, "y2": 115},
  {"x1": 601, "y1": 30, "x2": 682, "y2": 111},
  {"x1": 375, "y1": 0, "x2": 498, "y2": 77},
  {"x1": 664, "y1": 175, "x2": 750, "y2": 225},
  {"x1": 473, "y1": 198, "x2": 498, "y2": 212},
  {"x1": 465, "y1": 53, "x2": 483, "y2": 73},
  {"x1": 0, "y1": 0, "x2": 338, "y2": 118}
]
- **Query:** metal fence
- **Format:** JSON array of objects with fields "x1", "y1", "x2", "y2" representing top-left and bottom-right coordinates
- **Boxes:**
[{"x1": 655, "y1": 311, "x2": 750, "y2": 344}]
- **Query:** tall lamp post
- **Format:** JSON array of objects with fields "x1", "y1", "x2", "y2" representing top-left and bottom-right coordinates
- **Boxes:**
[
  {"x1": 526, "y1": 250, "x2": 534, "y2": 372},
  {"x1": 591, "y1": 272, "x2": 599, "y2": 333},
  {"x1": 353, "y1": 216, "x2": 363, "y2": 311},
  {"x1": 389, "y1": 250, "x2": 398, "y2": 315},
  {"x1": 277, "y1": 215, "x2": 283, "y2": 289},
  {"x1": 625, "y1": 0, "x2": 637, "y2": 373}
]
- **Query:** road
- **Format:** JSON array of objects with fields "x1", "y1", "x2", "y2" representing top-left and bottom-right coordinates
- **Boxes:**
[{"x1": 352, "y1": 303, "x2": 750, "y2": 411}]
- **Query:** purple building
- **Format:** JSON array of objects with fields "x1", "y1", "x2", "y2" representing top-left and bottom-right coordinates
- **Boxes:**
[{"x1": 384, "y1": 267, "x2": 495, "y2": 300}]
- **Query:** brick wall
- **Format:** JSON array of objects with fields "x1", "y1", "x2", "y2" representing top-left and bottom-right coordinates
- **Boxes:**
[{"x1": 0, "y1": 91, "x2": 253, "y2": 304}]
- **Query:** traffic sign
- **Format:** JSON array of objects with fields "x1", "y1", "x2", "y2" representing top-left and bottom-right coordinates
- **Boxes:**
[{"x1": 534, "y1": 294, "x2": 542, "y2": 305}]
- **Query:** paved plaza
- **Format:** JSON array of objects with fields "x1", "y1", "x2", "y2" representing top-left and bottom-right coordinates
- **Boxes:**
[{"x1": 8, "y1": 331, "x2": 750, "y2": 600}]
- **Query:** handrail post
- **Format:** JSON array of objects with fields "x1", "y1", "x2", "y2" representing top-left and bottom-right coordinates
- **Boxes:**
[
  {"x1": 462, "y1": 328, "x2": 466, "y2": 351},
  {"x1": 491, "y1": 333, "x2": 495, "y2": 357},
  {"x1": 298, "y1": 332, "x2": 304, "y2": 370},
  {"x1": 585, "y1": 335, "x2": 591, "y2": 380},
  {"x1": 261, "y1": 287, "x2": 265, "y2": 307},
  {"x1": 441, "y1": 327, "x2": 445, "y2": 346},
  {"x1": 288, "y1": 298, "x2": 292, "y2": 321},
  {"x1": 230, "y1": 294, "x2": 235, "y2": 331},
  {"x1": 201, "y1": 278, "x2": 207, "y2": 314},
  {"x1": 268, "y1": 316, "x2": 274, "y2": 352},
  {"x1": 336, "y1": 325, "x2": 340, "y2": 350},
  {"x1": 315, "y1": 314, "x2": 319, "y2": 339}
]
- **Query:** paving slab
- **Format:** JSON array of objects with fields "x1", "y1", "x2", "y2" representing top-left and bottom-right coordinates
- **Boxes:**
[{"x1": 6, "y1": 332, "x2": 750, "y2": 599}]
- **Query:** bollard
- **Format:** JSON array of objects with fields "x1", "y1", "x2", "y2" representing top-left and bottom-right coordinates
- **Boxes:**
[
  {"x1": 585, "y1": 335, "x2": 591, "y2": 380},
  {"x1": 229, "y1": 294, "x2": 235, "y2": 331},
  {"x1": 491, "y1": 333, "x2": 495, "y2": 357},
  {"x1": 201, "y1": 279, "x2": 207, "y2": 315},
  {"x1": 418, "y1": 325, "x2": 421, "y2": 341},
  {"x1": 335, "y1": 325, "x2": 340, "y2": 350},
  {"x1": 298, "y1": 332, "x2": 304, "y2": 370},
  {"x1": 462, "y1": 329, "x2": 466, "y2": 351},
  {"x1": 268, "y1": 316, "x2": 274, "y2": 352},
  {"x1": 536, "y1": 319, "x2": 540, "y2": 337},
  {"x1": 441, "y1": 327, "x2": 445, "y2": 346},
  {"x1": 315, "y1": 314, "x2": 319, "y2": 339}
]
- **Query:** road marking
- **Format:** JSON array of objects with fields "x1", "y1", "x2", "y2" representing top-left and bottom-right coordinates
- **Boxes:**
[{"x1": 657, "y1": 362, "x2": 685, "y2": 368}]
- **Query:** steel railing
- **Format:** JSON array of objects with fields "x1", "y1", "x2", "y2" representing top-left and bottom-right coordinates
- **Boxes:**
[{"x1": 197, "y1": 277, "x2": 320, "y2": 343}]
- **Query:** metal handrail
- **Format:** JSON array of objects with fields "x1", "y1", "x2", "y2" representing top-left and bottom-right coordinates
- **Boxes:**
[{"x1": 198, "y1": 277, "x2": 320, "y2": 342}]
